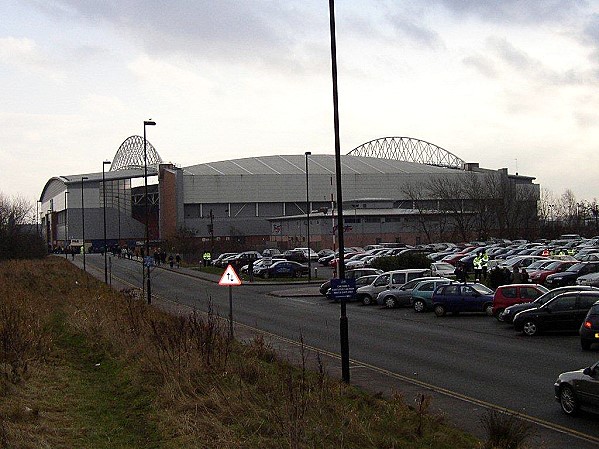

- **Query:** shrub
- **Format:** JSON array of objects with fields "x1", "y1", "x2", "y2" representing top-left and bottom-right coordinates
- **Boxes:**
[{"x1": 370, "y1": 253, "x2": 431, "y2": 272}]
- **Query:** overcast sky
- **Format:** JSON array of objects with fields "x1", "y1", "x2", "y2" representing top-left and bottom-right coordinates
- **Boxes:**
[{"x1": 2, "y1": 0, "x2": 599, "y2": 205}]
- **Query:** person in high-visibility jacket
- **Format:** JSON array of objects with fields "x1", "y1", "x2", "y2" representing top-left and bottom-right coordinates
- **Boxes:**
[{"x1": 473, "y1": 252, "x2": 483, "y2": 281}]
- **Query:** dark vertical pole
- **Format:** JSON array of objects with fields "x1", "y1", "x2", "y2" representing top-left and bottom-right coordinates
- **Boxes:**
[
  {"x1": 228, "y1": 285, "x2": 234, "y2": 339},
  {"x1": 328, "y1": 0, "x2": 350, "y2": 383},
  {"x1": 102, "y1": 161, "x2": 110, "y2": 283},
  {"x1": 36, "y1": 201, "x2": 39, "y2": 237},
  {"x1": 143, "y1": 120, "x2": 156, "y2": 304},
  {"x1": 81, "y1": 177, "x2": 88, "y2": 271},
  {"x1": 210, "y1": 209, "x2": 215, "y2": 254},
  {"x1": 305, "y1": 151, "x2": 312, "y2": 281},
  {"x1": 64, "y1": 191, "x2": 69, "y2": 259}
]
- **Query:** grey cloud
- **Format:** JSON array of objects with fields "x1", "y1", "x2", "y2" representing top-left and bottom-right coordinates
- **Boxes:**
[
  {"x1": 28, "y1": 0, "x2": 330, "y2": 72},
  {"x1": 462, "y1": 55, "x2": 497, "y2": 78},
  {"x1": 388, "y1": 14, "x2": 443, "y2": 49},
  {"x1": 430, "y1": 0, "x2": 586, "y2": 24}
]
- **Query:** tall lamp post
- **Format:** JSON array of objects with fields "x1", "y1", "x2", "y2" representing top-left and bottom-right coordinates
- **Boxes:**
[
  {"x1": 144, "y1": 120, "x2": 156, "y2": 304},
  {"x1": 64, "y1": 190, "x2": 69, "y2": 258},
  {"x1": 328, "y1": 0, "x2": 350, "y2": 384},
  {"x1": 102, "y1": 161, "x2": 111, "y2": 284},
  {"x1": 305, "y1": 151, "x2": 312, "y2": 280},
  {"x1": 81, "y1": 177, "x2": 88, "y2": 271}
]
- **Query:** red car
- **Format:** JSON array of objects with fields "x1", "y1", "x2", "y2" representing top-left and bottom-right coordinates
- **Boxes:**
[
  {"x1": 492, "y1": 284, "x2": 549, "y2": 320},
  {"x1": 528, "y1": 260, "x2": 577, "y2": 285}
]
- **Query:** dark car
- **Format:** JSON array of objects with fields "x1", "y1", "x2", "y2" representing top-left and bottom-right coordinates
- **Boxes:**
[
  {"x1": 283, "y1": 249, "x2": 309, "y2": 263},
  {"x1": 254, "y1": 260, "x2": 309, "y2": 278},
  {"x1": 319, "y1": 268, "x2": 383, "y2": 296},
  {"x1": 545, "y1": 262, "x2": 599, "y2": 288},
  {"x1": 554, "y1": 361, "x2": 599, "y2": 415},
  {"x1": 499, "y1": 285, "x2": 599, "y2": 323},
  {"x1": 431, "y1": 282, "x2": 495, "y2": 317},
  {"x1": 580, "y1": 301, "x2": 599, "y2": 350},
  {"x1": 513, "y1": 291, "x2": 599, "y2": 336},
  {"x1": 528, "y1": 260, "x2": 576, "y2": 285}
]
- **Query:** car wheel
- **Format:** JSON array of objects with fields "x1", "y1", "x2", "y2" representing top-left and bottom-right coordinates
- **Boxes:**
[
  {"x1": 484, "y1": 304, "x2": 494, "y2": 316},
  {"x1": 495, "y1": 309, "x2": 505, "y2": 322},
  {"x1": 413, "y1": 299, "x2": 425, "y2": 313},
  {"x1": 264, "y1": 271, "x2": 270, "y2": 279},
  {"x1": 384, "y1": 296, "x2": 396, "y2": 308},
  {"x1": 581, "y1": 339, "x2": 592, "y2": 351},
  {"x1": 559, "y1": 385, "x2": 579, "y2": 415},
  {"x1": 522, "y1": 320, "x2": 538, "y2": 336},
  {"x1": 434, "y1": 305, "x2": 446, "y2": 317},
  {"x1": 362, "y1": 295, "x2": 373, "y2": 306}
]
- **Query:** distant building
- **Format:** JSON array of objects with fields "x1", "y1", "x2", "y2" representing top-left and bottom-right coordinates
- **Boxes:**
[{"x1": 39, "y1": 136, "x2": 539, "y2": 252}]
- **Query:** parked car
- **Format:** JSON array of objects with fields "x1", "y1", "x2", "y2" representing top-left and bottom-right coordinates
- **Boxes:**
[
  {"x1": 491, "y1": 284, "x2": 549, "y2": 319},
  {"x1": 254, "y1": 260, "x2": 309, "y2": 278},
  {"x1": 430, "y1": 262, "x2": 456, "y2": 278},
  {"x1": 283, "y1": 249, "x2": 309, "y2": 263},
  {"x1": 580, "y1": 301, "x2": 599, "y2": 350},
  {"x1": 319, "y1": 268, "x2": 383, "y2": 296},
  {"x1": 240, "y1": 258, "x2": 285, "y2": 274},
  {"x1": 545, "y1": 262, "x2": 599, "y2": 288},
  {"x1": 554, "y1": 361, "x2": 599, "y2": 415},
  {"x1": 500, "y1": 285, "x2": 599, "y2": 323},
  {"x1": 376, "y1": 276, "x2": 447, "y2": 308},
  {"x1": 528, "y1": 260, "x2": 576, "y2": 285},
  {"x1": 411, "y1": 279, "x2": 454, "y2": 312},
  {"x1": 513, "y1": 291, "x2": 599, "y2": 336},
  {"x1": 576, "y1": 271, "x2": 599, "y2": 287},
  {"x1": 212, "y1": 252, "x2": 238, "y2": 268},
  {"x1": 325, "y1": 275, "x2": 379, "y2": 300},
  {"x1": 431, "y1": 282, "x2": 495, "y2": 317},
  {"x1": 230, "y1": 251, "x2": 263, "y2": 268},
  {"x1": 355, "y1": 268, "x2": 431, "y2": 306}
]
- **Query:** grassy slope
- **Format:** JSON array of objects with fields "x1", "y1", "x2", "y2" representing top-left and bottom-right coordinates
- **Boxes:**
[{"x1": 0, "y1": 258, "x2": 480, "y2": 448}]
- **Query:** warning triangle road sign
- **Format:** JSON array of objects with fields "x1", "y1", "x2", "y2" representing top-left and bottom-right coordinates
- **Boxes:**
[{"x1": 219, "y1": 264, "x2": 242, "y2": 286}]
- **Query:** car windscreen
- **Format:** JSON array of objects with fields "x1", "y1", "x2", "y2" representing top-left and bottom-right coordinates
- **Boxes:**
[{"x1": 566, "y1": 263, "x2": 586, "y2": 272}]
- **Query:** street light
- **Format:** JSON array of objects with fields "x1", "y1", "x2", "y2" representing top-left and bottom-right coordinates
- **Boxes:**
[
  {"x1": 64, "y1": 190, "x2": 69, "y2": 259},
  {"x1": 102, "y1": 160, "x2": 111, "y2": 284},
  {"x1": 328, "y1": 0, "x2": 350, "y2": 384},
  {"x1": 144, "y1": 119, "x2": 156, "y2": 304},
  {"x1": 81, "y1": 177, "x2": 88, "y2": 271},
  {"x1": 305, "y1": 151, "x2": 312, "y2": 281}
]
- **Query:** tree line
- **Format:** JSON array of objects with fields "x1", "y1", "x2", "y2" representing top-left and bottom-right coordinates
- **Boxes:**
[{"x1": 0, "y1": 193, "x2": 46, "y2": 260}]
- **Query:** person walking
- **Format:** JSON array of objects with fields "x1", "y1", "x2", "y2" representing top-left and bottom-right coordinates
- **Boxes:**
[
  {"x1": 511, "y1": 266, "x2": 522, "y2": 283},
  {"x1": 175, "y1": 253, "x2": 181, "y2": 268},
  {"x1": 473, "y1": 252, "x2": 483, "y2": 282},
  {"x1": 481, "y1": 251, "x2": 489, "y2": 279},
  {"x1": 168, "y1": 254, "x2": 174, "y2": 268}
]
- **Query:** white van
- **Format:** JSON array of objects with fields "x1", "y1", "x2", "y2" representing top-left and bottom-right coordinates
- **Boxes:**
[{"x1": 355, "y1": 268, "x2": 431, "y2": 305}]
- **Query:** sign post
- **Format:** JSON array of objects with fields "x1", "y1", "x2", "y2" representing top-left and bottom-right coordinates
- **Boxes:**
[{"x1": 219, "y1": 264, "x2": 242, "y2": 339}]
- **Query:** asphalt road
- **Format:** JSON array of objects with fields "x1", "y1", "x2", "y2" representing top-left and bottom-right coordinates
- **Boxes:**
[{"x1": 79, "y1": 254, "x2": 599, "y2": 448}]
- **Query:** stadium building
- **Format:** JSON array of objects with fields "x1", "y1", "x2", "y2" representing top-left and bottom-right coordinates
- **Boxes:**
[{"x1": 39, "y1": 136, "x2": 540, "y2": 253}]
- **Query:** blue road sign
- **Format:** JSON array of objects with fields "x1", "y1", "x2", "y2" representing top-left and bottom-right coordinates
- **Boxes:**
[{"x1": 330, "y1": 278, "x2": 356, "y2": 301}]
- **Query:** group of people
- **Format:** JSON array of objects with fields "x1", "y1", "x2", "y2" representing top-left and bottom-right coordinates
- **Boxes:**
[
  {"x1": 453, "y1": 250, "x2": 531, "y2": 288},
  {"x1": 152, "y1": 250, "x2": 181, "y2": 268}
]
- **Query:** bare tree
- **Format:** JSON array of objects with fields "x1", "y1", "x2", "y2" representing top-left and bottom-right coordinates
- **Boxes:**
[{"x1": 0, "y1": 193, "x2": 45, "y2": 260}]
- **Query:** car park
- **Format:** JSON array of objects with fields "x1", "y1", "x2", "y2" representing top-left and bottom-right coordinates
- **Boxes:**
[
  {"x1": 376, "y1": 276, "x2": 448, "y2": 308},
  {"x1": 513, "y1": 291, "x2": 599, "y2": 336},
  {"x1": 576, "y1": 271, "x2": 599, "y2": 287},
  {"x1": 554, "y1": 361, "x2": 599, "y2": 415},
  {"x1": 240, "y1": 258, "x2": 285, "y2": 274},
  {"x1": 431, "y1": 283, "x2": 495, "y2": 316},
  {"x1": 253, "y1": 260, "x2": 309, "y2": 278},
  {"x1": 500, "y1": 285, "x2": 599, "y2": 323},
  {"x1": 319, "y1": 268, "x2": 383, "y2": 296},
  {"x1": 545, "y1": 261, "x2": 599, "y2": 288},
  {"x1": 491, "y1": 284, "x2": 548, "y2": 319},
  {"x1": 580, "y1": 301, "x2": 599, "y2": 350},
  {"x1": 212, "y1": 252, "x2": 238, "y2": 267},
  {"x1": 355, "y1": 268, "x2": 431, "y2": 305}
]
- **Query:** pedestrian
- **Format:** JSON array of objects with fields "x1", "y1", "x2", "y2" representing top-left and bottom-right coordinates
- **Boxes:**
[
  {"x1": 168, "y1": 254, "x2": 174, "y2": 268},
  {"x1": 454, "y1": 263, "x2": 466, "y2": 283},
  {"x1": 511, "y1": 266, "x2": 522, "y2": 283},
  {"x1": 175, "y1": 253, "x2": 181, "y2": 268},
  {"x1": 481, "y1": 251, "x2": 489, "y2": 279},
  {"x1": 248, "y1": 259, "x2": 254, "y2": 282},
  {"x1": 473, "y1": 252, "x2": 483, "y2": 281},
  {"x1": 71, "y1": 248, "x2": 75, "y2": 260},
  {"x1": 520, "y1": 268, "x2": 529, "y2": 283}
]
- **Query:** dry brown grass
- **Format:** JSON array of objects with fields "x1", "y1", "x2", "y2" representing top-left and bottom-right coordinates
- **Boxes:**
[{"x1": 0, "y1": 258, "x2": 481, "y2": 448}]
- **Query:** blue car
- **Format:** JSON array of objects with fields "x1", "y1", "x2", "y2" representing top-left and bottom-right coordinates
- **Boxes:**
[{"x1": 432, "y1": 282, "x2": 495, "y2": 317}]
